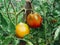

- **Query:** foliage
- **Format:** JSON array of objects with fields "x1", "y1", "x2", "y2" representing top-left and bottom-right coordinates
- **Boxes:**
[{"x1": 0, "y1": 0, "x2": 60, "y2": 45}]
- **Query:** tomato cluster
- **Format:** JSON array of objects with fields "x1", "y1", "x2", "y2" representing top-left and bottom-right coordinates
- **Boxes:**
[{"x1": 15, "y1": 13, "x2": 42, "y2": 38}]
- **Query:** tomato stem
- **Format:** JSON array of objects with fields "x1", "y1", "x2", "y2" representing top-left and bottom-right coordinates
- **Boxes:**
[
  {"x1": 4, "y1": 0, "x2": 14, "y2": 25},
  {"x1": 43, "y1": 9, "x2": 48, "y2": 45}
]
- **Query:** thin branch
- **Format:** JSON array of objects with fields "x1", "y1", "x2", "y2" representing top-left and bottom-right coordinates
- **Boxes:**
[
  {"x1": 4, "y1": 0, "x2": 11, "y2": 22},
  {"x1": 4, "y1": 0, "x2": 6, "y2": 8},
  {"x1": 4, "y1": 0, "x2": 15, "y2": 25},
  {"x1": 16, "y1": 8, "x2": 25, "y2": 16},
  {"x1": 6, "y1": 3, "x2": 11, "y2": 22},
  {"x1": 9, "y1": 0, "x2": 17, "y2": 25},
  {"x1": 15, "y1": 8, "x2": 25, "y2": 25},
  {"x1": 1, "y1": 12, "x2": 15, "y2": 15},
  {"x1": 9, "y1": 0, "x2": 16, "y2": 13}
]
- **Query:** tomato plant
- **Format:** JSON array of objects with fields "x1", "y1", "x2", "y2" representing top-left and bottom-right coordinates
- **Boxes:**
[{"x1": 0, "y1": 0, "x2": 60, "y2": 45}]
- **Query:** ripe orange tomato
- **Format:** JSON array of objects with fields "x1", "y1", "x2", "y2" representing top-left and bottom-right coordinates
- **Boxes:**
[
  {"x1": 26, "y1": 13, "x2": 42, "y2": 28},
  {"x1": 15, "y1": 22, "x2": 30, "y2": 38}
]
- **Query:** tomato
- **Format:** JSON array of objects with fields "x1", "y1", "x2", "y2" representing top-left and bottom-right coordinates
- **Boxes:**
[
  {"x1": 15, "y1": 22, "x2": 30, "y2": 38},
  {"x1": 26, "y1": 13, "x2": 42, "y2": 28}
]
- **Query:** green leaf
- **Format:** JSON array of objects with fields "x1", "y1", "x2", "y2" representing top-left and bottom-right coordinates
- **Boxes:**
[
  {"x1": 54, "y1": 26, "x2": 60, "y2": 40},
  {"x1": 23, "y1": 39, "x2": 33, "y2": 45},
  {"x1": 8, "y1": 21, "x2": 15, "y2": 34},
  {"x1": 2, "y1": 37, "x2": 13, "y2": 45},
  {"x1": 0, "y1": 13, "x2": 8, "y2": 30}
]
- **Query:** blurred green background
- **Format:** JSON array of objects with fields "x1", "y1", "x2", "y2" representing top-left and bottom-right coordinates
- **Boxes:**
[{"x1": 0, "y1": 0, "x2": 60, "y2": 45}]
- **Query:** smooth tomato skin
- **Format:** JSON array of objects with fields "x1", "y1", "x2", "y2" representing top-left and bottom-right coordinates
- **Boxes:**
[
  {"x1": 27, "y1": 13, "x2": 42, "y2": 28},
  {"x1": 15, "y1": 22, "x2": 30, "y2": 38}
]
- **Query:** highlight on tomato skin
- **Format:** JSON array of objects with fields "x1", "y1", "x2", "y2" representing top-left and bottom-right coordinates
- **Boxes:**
[
  {"x1": 26, "y1": 13, "x2": 43, "y2": 28},
  {"x1": 15, "y1": 22, "x2": 30, "y2": 38}
]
